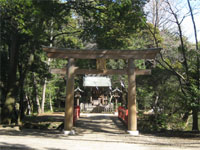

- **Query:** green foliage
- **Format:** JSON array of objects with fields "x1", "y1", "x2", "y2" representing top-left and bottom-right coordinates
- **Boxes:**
[
  {"x1": 136, "y1": 66, "x2": 191, "y2": 131},
  {"x1": 132, "y1": 23, "x2": 163, "y2": 48},
  {"x1": 0, "y1": 0, "x2": 73, "y2": 121},
  {"x1": 80, "y1": 0, "x2": 148, "y2": 49}
]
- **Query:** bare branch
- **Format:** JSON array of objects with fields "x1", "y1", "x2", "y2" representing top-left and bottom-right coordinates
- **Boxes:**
[{"x1": 158, "y1": 52, "x2": 186, "y2": 81}]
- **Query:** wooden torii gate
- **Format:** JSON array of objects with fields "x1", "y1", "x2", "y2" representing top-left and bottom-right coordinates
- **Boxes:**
[{"x1": 43, "y1": 47, "x2": 161, "y2": 135}]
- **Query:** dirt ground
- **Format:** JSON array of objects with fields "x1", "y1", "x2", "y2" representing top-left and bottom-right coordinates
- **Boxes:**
[{"x1": 0, "y1": 113, "x2": 200, "y2": 150}]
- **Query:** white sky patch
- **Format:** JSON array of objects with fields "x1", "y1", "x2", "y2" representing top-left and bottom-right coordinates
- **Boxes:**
[
  {"x1": 181, "y1": 0, "x2": 200, "y2": 43},
  {"x1": 174, "y1": 0, "x2": 200, "y2": 43},
  {"x1": 183, "y1": 13, "x2": 200, "y2": 43},
  {"x1": 145, "y1": 0, "x2": 200, "y2": 43}
]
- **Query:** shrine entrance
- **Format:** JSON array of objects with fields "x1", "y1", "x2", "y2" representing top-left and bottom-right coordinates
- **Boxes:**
[
  {"x1": 43, "y1": 47, "x2": 161, "y2": 135},
  {"x1": 83, "y1": 76, "x2": 111, "y2": 107}
]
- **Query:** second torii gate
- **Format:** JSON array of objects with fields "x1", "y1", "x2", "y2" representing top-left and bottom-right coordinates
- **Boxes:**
[{"x1": 43, "y1": 47, "x2": 161, "y2": 135}]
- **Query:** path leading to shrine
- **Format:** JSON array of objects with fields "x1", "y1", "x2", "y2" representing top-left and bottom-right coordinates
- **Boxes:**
[{"x1": 0, "y1": 113, "x2": 199, "y2": 150}]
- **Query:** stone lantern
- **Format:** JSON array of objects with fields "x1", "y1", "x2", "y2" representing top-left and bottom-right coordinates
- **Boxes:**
[
  {"x1": 112, "y1": 87, "x2": 122, "y2": 112},
  {"x1": 74, "y1": 87, "x2": 83, "y2": 106}
]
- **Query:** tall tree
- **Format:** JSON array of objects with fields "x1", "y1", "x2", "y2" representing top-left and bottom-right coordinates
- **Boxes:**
[
  {"x1": 1, "y1": 0, "x2": 34, "y2": 124},
  {"x1": 145, "y1": 0, "x2": 200, "y2": 131},
  {"x1": 0, "y1": 0, "x2": 70, "y2": 123},
  {"x1": 187, "y1": 0, "x2": 199, "y2": 131}
]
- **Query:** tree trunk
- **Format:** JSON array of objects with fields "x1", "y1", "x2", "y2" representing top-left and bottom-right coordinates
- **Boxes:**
[
  {"x1": 0, "y1": 103, "x2": 2, "y2": 124},
  {"x1": 2, "y1": 33, "x2": 19, "y2": 124},
  {"x1": 19, "y1": 54, "x2": 34, "y2": 119},
  {"x1": 192, "y1": 106, "x2": 199, "y2": 131},
  {"x1": 19, "y1": 83, "x2": 25, "y2": 120},
  {"x1": 36, "y1": 95, "x2": 41, "y2": 114},
  {"x1": 153, "y1": 95, "x2": 159, "y2": 119},
  {"x1": 182, "y1": 111, "x2": 190, "y2": 122},
  {"x1": 41, "y1": 57, "x2": 51, "y2": 113},
  {"x1": 41, "y1": 22, "x2": 53, "y2": 114},
  {"x1": 187, "y1": 0, "x2": 199, "y2": 131},
  {"x1": 41, "y1": 80, "x2": 47, "y2": 113},
  {"x1": 19, "y1": 66, "x2": 25, "y2": 121},
  {"x1": 26, "y1": 95, "x2": 32, "y2": 115},
  {"x1": 49, "y1": 93, "x2": 53, "y2": 112},
  {"x1": 32, "y1": 73, "x2": 41, "y2": 114}
]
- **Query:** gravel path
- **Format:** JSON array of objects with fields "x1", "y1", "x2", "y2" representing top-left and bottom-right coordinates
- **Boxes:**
[{"x1": 0, "y1": 113, "x2": 199, "y2": 150}]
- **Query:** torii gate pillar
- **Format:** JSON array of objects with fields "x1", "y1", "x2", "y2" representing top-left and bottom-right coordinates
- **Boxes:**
[
  {"x1": 127, "y1": 58, "x2": 138, "y2": 135},
  {"x1": 64, "y1": 58, "x2": 75, "y2": 134}
]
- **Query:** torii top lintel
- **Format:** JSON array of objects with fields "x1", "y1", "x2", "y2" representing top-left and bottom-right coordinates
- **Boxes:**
[{"x1": 43, "y1": 47, "x2": 161, "y2": 60}]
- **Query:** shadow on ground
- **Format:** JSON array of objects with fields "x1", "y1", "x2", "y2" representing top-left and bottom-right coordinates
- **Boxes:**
[
  {"x1": 75, "y1": 115, "x2": 127, "y2": 135},
  {"x1": 0, "y1": 142, "x2": 35, "y2": 150},
  {"x1": 0, "y1": 142, "x2": 68, "y2": 150},
  {"x1": 0, "y1": 113, "x2": 200, "y2": 140},
  {"x1": 0, "y1": 128, "x2": 64, "y2": 139},
  {"x1": 141, "y1": 130, "x2": 200, "y2": 139}
]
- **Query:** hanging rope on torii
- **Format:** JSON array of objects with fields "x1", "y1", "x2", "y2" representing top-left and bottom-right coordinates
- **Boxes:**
[{"x1": 43, "y1": 47, "x2": 161, "y2": 135}]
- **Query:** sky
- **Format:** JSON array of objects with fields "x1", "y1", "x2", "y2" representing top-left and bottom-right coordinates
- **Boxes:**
[
  {"x1": 183, "y1": 14, "x2": 200, "y2": 43},
  {"x1": 145, "y1": 0, "x2": 200, "y2": 43},
  {"x1": 181, "y1": 0, "x2": 200, "y2": 43}
]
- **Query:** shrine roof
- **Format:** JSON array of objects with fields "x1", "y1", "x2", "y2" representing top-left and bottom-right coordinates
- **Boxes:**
[{"x1": 83, "y1": 76, "x2": 111, "y2": 87}]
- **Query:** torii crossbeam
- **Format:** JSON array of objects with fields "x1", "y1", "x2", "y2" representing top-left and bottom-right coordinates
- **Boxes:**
[{"x1": 43, "y1": 47, "x2": 161, "y2": 135}]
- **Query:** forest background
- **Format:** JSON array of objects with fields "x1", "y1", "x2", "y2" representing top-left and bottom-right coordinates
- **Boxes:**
[{"x1": 0, "y1": 0, "x2": 199, "y2": 132}]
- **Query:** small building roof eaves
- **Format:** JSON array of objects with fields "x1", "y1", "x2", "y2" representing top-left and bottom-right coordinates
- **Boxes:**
[{"x1": 112, "y1": 87, "x2": 122, "y2": 93}]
